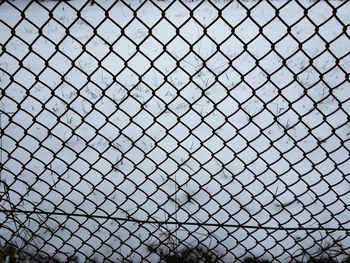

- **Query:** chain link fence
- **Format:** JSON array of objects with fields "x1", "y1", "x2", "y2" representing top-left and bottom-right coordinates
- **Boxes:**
[{"x1": 1, "y1": 0, "x2": 350, "y2": 262}]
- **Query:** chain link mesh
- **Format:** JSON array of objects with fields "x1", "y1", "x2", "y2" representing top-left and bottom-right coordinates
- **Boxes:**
[{"x1": 1, "y1": 0, "x2": 350, "y2": 262}]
